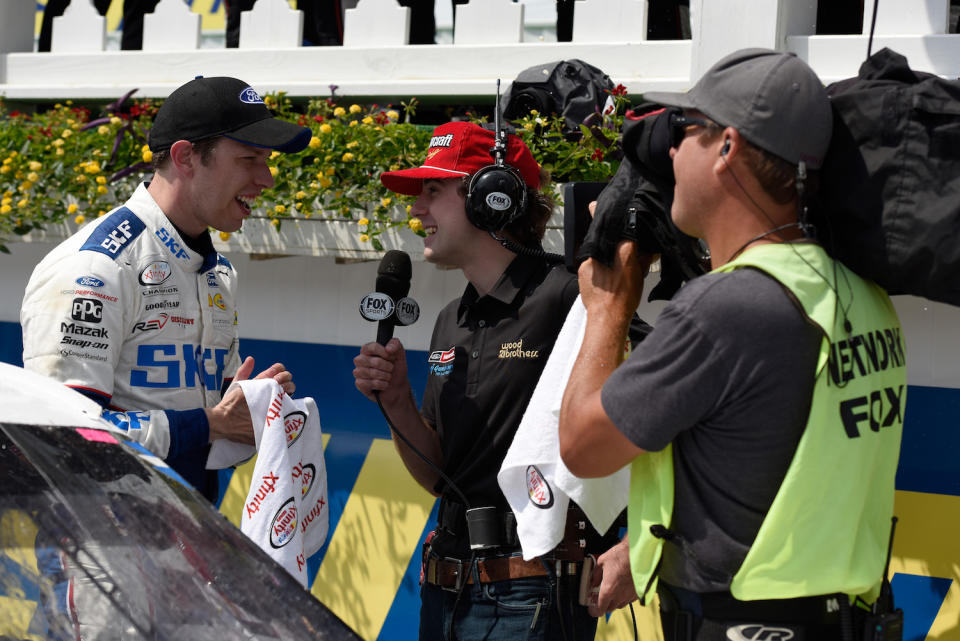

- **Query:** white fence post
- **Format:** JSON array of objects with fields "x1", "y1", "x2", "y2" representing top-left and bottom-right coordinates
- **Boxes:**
[
  {"x1": 690, "y1": 0, "x2": 817, "y2": 82},
  {"x1": 864, "y1": 0, "x2": 950, "y2": 35},
  {"x1": 239, "y1": 0, "x2": 304, "y2": 48},
  {"x1": 343, "y1": 0, "x2": 410, "y2": 46},
  {"x1": 573, "y1": 0, "x2": 647, "y2": 43},
  {"x1": 454, "y1": 0, "x2": 524, "y2": 45},
  {"x1": 143, "y1": 0, "x2": 201, "y2": 51},
  {"x1": 0, "y1": 0, "x2": 34, "y2": 57},
  {"x1": 52, "y1": 0, "x2": 107, "y2": 52}
]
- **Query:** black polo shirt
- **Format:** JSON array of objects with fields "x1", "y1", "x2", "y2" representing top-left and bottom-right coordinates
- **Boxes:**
[{"x1": 421, "y1": 255, "x2": 578, "y2": 522}]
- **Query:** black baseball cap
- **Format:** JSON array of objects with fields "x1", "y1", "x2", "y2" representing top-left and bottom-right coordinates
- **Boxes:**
[
  {"x1": 644, "y1": 49, "x2": 832, "y2": 169},
  {"x1": 148, "y1": 76, "x2": 311, "y2": 154}
]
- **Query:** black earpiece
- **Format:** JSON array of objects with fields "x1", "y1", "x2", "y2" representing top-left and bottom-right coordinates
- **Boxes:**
[
  {"x1": 721, "y1": 138, "x2": 731, "y2": 156},
  {"x1": 465, "y1": 163, "x2": 527, "y2": 232}
]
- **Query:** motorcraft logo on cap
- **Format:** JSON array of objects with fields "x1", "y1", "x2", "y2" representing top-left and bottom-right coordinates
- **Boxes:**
[
  {"x1": 429, "y1": 133, "x2": 455, "y2": 148},
  {"x1": 526, "y1": 465, "x2": 554, "y2": 509},
  {"x1": 270, "y1": 498, "x2": 298, "y2": 548},
  {"x1": 239, "y1": 87, "x2": 265, "y2": 105}
]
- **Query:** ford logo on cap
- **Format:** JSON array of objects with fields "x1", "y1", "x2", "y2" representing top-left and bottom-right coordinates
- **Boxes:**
[{"x1": 239, "y1": 87, "x2": 265, "y2": 105}]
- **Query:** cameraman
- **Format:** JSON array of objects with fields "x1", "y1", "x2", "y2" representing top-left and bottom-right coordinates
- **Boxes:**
[{"x1": 558, "y1": 49, "x2": 906, "y2": 640}]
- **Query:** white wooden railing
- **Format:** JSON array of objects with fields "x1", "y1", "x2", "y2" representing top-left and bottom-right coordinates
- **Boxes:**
[{"x1": 1, "y1": 0, "x2": 959, "y2": 103}]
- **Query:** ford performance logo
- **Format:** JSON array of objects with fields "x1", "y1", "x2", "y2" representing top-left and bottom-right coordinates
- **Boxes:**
[
  {"x1": 239, "y1": 87, "x2": 265, "y2": 104},
  {"x1": 76, "y1": 276, "x2": 105, "y2": 288}
]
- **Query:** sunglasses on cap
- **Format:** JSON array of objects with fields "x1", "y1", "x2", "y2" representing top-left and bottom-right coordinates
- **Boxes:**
[{"x1": 668, "y1": 112, "x2": 712, "y2": 149}]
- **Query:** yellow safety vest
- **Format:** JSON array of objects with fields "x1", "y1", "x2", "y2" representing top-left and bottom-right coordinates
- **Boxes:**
[{"x1": 627, "y1": 243, "x2": 906, "y2": 603}]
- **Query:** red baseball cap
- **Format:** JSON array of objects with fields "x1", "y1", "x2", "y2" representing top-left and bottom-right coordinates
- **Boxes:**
[{"x1": 380, "y1": 121, "x2": 540, "y2": 196}]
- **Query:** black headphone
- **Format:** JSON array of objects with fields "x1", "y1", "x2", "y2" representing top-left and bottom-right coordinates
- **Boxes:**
[{"x1": 464, "y1": 128, "x2": 528, "y2": 232}]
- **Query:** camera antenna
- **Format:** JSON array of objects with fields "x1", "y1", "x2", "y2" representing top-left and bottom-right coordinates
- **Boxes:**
[{"x1": 492, "y1": 79, "x2": 507, "y2": 167}]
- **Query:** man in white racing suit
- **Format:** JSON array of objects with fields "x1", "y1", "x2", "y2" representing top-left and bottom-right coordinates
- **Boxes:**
[{"x1": 21, "y1": 75, "x2": 309, "y2": 500}]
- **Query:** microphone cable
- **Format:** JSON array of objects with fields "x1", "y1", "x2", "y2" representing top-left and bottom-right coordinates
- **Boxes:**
[{"x1": 489, "y1": 231, "x2": 566, "y2": 264}]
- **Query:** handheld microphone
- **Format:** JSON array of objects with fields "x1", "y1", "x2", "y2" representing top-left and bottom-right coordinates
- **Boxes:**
[{"x1": 359, "y1": 250, "x2": 420, "y2": 345}]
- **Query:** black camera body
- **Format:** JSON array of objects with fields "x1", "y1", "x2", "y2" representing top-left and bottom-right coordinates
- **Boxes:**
[{"x1": 501, "y1": 59, "x2": 614, "y2": 132}]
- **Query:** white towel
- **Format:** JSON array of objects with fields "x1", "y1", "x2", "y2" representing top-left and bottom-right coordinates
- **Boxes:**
[
  {"x1": 207, "y1": 379, "x2": 329, "y2": 586},
  {"x1": 497, "y1": 296, "x2": 629, "y2": 560}
]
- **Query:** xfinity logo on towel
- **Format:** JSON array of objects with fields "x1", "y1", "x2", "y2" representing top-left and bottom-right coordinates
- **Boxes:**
[
  {"x1": 726, "y1": 624, "x2": 796, "y2": 641},
  {"x1": 285, "y1": 410, "x2": 307, "y2": 447},
  {"x1": 270, "y1": 498, "x2": 298, "y2": 548},
  {"x1": 300, "y1": 494, "x2": 327, "y2": 535},
  {"x1": 292, "y1": 462, "x2": 315, "y2": 497},
  {"x1": 246, "y1": 471, "x2": 280, "y2": 519},
  {"x1": 239, "y1": 87, "x2": 265, "y2": 104},
  {"x1": 526, "y1": 465, "x2": 554, "y2": 509}
]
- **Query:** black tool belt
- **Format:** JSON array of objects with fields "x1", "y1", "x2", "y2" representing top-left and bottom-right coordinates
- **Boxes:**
[{"x1": 658, "y1": 583, "x2": 865, "y2": 641}]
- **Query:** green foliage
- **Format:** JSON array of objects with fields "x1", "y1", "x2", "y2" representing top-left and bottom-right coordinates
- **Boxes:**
[{"x1": 0, "y1": 86, "x2": 630, "y2": 253}]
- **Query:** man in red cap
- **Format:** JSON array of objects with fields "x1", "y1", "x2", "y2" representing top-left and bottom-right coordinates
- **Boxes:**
[{"x1": 354, "y1": 121, "x2": 636, "y2": 639}]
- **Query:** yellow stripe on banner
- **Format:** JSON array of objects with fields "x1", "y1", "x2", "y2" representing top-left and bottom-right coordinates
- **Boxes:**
[
  {"x1": 0, "y1": 510, "x2": 43, "y2": 641},
  {"x1": 311, "y1": 438, "x2": 436, "y2": 641},
  {"x1": 891, "y1": 490, "x2": 960, "y2": 640},
  {"x1": 219, "y1": 433, "x2": 332, "y2": 528}
]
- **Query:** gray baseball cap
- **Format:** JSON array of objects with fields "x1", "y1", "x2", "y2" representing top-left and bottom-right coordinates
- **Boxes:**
[{"x1": 644, "y1": 48, "x2": 832, "y2": 169}]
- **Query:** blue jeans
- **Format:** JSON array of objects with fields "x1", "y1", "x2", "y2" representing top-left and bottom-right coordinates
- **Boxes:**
[{"x1": 419, "y1": 563, "x2": 597, "y2": 641}]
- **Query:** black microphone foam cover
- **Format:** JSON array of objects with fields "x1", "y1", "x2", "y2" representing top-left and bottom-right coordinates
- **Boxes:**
[{"x1": 376, "y1": 250, "x2": 412, "y2": 301}]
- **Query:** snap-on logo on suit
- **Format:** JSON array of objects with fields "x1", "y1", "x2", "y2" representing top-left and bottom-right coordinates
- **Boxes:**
[
  {"x1": 239, "y1": 87, "x2": 265, "y2": 104},
  {"x1": 270, "y1": 498, "x2": 298, "y2": 548},
  {"x1": 526, "y1": 465, "x2": 554, "y2": 509}
]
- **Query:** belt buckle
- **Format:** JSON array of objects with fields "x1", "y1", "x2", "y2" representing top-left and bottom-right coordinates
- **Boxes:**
[{"x1": 441, "y1": 556, "x2": 467, "y2": 593}]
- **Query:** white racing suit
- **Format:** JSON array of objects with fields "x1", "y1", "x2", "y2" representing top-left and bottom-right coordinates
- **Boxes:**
[{"x1": 21, "y1": 183, "x2": 241, "y2": 492}]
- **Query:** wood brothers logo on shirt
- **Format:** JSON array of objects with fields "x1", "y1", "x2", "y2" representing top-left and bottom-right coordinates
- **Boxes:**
[{"x1": 498, "y1": 339, "x2": 539, "y2": 360}]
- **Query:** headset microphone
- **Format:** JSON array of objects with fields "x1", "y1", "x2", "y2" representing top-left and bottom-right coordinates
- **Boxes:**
[{"x1": 359, "y1": 250, "x2": 420, "y2": 345}]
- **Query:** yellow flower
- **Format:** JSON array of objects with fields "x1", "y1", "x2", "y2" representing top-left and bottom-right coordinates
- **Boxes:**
[
  {"x1": 389, "y1": 164, "x2": 400, "y2": 171},
  {"x1": 325, "y1": 166, "x2": 336, "y2": 176},
  {"x1": 319, "y1": 177, "x2": 332, "y2": 188},
  {"x1": 1, "y1": 158, "x2": 10, "y2": 165},
  {"x1": 56, "y1": 148, "x2": 65, "y2": 156},
  {"x1": 27, "y1": 172, "x2": 39, "y2": 183},
  {"x1": 84, "y1": 163, "x2": 100, "y2": 174},
  {"x1": 358, "y1": 217, "x2": 369, "y2": 226},
  {"x1": 17, "y1": 198, "x2": 29, "y2": 208},
  {"x1": 0, "y1": 197, "x2": 10, "y2": 205},
  {"x1": 312, "y1": 157, "x2": 320, "y2": 164},
  {"x1": 270, "y1": 151, "x2": 281, "y2": 159},
  {"x1": 98, "y1": 125, "x2": 110, "y2": 135},
  {"x1": 0, "y1": 204, "x2": 11, "y2": 214},
  {"x1": 380, "y1": 197, "x2": 392, "y2": 208},
  {"x1": 406, "y1": 204, "x2": 412, "y2": 213},
  {"x1": 98, "y1": 210, "x2": 106, "y2": 217},
  {"x1": 359, "y1": 233, "x2": 370, "y2": 243},
  {"x1": 67, "y1": 203, "x2": 78, "y2": 214},
  {"x1": 142, "y1": 149, "x2": 153, "y2": 163},
  {"x1": 141, "y1": 144, "x2": 150, "y2": 152},
  {"x1": 362, "y1": 116, "x2": 373, "y2": 125},
  {"x1": 523, "y1": 123, "x2": 534, "y2": 131},
  {"x1": 346, "y1": 141, "x2": 359, "y2": 149},
  {"x1": 75, "y1": 175, "x2": 87, "y2": 183},
  {"x1": 295, "y1": 190, "x2": 307, "y2": 200},
  {"x1": 20, "y1": 181, "x2": 33, "y2": 192},
  {"x1": 309, "y1": 181, "x2": 319, "y2": 190},
  {"x1": 271, "y1": 218, "x2": 281, "y2": 229},
  {"x1": 219, "y1": 231, "x2": 231, "y2": 241},
  {"x1": 52, "y1": 139, "x2": 64, "y2": 148},
  {"x1": 28, "y1": 161, "x2": 42, "y2": 171},
  {"x1": 96, "y1": 176, "x2": 107, "y2": 184},
  {"x1": 529, "y1": 109, "x2": 539, "y2": 116},
  {"x1": 66, "y1": 100, "x2": 73, "y2": 105},
  {"x1": 74, "y1": 214, "x2": 86, "y2": 225},
  {"x1": 274, "y1": 204, "x2": 286, "y2": 214},
  {"x1": 7, "y1": 151, "x2": 17, "y2": 158},
  {"x1": 294, "y1": 202, "x2": 302, "y2": 211},
  {"x1": 333, "y1": 107, "x2": 346, "y2": 118},
  {"x1": 110, "y1": 116, "x2": 121, "y2": 125},
  {"x1": 348, "y1": 121, "x2": 358, "y2": 128},
  {"x1": 309, "y1": 136, "x2": 321, "y2": 149},
  {"x1": 341, "y1": 152, "x2": 355, "y2": 162},
  {"x1": 349, "y1": 104, "x2": 362, "y2": 114},
  {"x1": 387, "y1": 110, "x2": 399, "y2": 121},
  {"x1": 269, "y1": 166, "x2": 279, "y2": 178},
  {"x1": 319, "y1": 123, "x2": 333, "y2": 134},
  {"x1": 409, "y1": 217, "x2": 424, "y2": 232},
  {"x1": 61, "y1": 129, "x2": 72, "y2": 138},
  {"x1": 97, "y1": 185, "x2": 108, "y2": 195}
]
